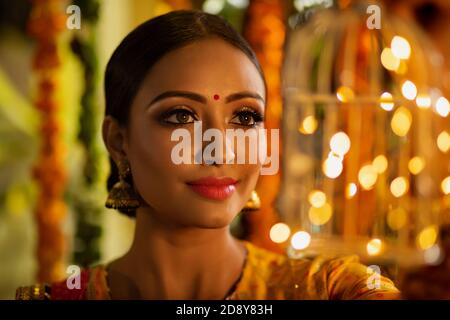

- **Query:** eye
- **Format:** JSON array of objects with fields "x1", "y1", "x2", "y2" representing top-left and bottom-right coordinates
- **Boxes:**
[
  {"x1": 162, "y1": 108, "x2": 197, "y2": 125},
  {"x1": 230, "y1": 107, "x2": 264, "y2": 127}
]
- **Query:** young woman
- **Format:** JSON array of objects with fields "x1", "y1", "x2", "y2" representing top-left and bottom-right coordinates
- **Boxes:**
[{"x1": 16, "y1": 10, "x2": 399, "y2": 300}]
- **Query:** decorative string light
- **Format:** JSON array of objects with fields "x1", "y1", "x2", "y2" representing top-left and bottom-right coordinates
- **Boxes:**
[
  {"x1": 401, "y1": 80, "x2": 417, "y2": 100},
  {"x1": 390, "y1": 176, "x2": 409, "y2": 198},
  {"x1": 391, "y1": 106, "x2": 412, "y2": 137},
  {"x1": 391, "y1": 36, "x2": 411, "y2": 60},
  {"x1": 358, "y1": 164, "x2": 378, "y2": 190},
  {"x1": 280, "y1": 1, "x2": 447, "y2": 267},
  {"x1": 298, "y1": 115, "x2": 318, "y2": 134},
  {"x1": 367, "y1": 238, "x2": 383, "y2": 256},
  {"x1": 270, "y1": 223, "x2": 291, "y2": 243},
  {"x1": 291, "y1": 231, "x2": 311, "y2": 250},
  {"x1": 380, "y1": 92, "x2": 394, "y2": 111},
  {"x1": 346, "y1": 183, "x2": 358, "y2": 199},
  {"x1": 435, "y1": 96, "x2": 450, "y2": 117}
]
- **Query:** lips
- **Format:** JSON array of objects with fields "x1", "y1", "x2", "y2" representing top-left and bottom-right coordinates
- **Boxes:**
[{"x1": 186, "y1": 177, "x2": 238, "y2": 200}]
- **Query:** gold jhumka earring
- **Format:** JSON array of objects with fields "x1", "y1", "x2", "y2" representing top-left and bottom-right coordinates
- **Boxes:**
[
  {"x1": 105, "y1": 159, "x2": 140, "y2": 212},
  {"x1": 243, "y1": 190, "x2": 261, "y2": 211}
]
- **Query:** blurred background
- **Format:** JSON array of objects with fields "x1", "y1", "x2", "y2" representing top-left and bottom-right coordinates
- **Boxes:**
[{"x1": 0, "y1": 0, "x2": 449, "y2": 299}]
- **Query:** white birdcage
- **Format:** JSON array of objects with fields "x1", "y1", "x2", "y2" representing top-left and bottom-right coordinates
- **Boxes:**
[{"x1": 278, "y1": 1, "x2": 450, "y2": 267}]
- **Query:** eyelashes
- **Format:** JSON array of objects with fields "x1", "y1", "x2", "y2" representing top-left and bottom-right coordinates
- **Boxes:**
[
  {"x1": 159, "y1": 106, "x2": 264, "y2": 127},
  {"x1": 230, "y1": 106, "x2": 264, "y2": 126},
  {"x1": 160, "y1": 107, "x2": 198, "y2": 125}
]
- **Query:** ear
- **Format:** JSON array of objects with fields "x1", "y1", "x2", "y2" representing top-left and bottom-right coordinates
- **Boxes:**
[{"x1": 102, "y1": 116, "x2": 128, "y2": 163}]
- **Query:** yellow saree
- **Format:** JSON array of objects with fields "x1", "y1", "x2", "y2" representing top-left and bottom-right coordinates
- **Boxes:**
[{"x1": 16, "y1": 240, "x2": 400, "y2": 300}]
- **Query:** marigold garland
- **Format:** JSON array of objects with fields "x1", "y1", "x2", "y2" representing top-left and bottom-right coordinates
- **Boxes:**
[{"x1": 28, "y1": 0, "x2": 67, "y2": 282}]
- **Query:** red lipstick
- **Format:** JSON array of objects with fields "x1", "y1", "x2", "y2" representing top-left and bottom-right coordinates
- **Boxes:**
[{"x1": 186, "y1": 177, "x2": 238, "y2": 200}]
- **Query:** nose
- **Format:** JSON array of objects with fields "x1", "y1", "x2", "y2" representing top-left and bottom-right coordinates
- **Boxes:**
[
  {"x1": 199, "y1": 117, "x2": 236, "y2": 166},
  {"x1": 202, "y1": 135, "x2": 236, "y2": 166}
]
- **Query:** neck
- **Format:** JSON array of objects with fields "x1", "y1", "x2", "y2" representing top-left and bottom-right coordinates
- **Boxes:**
[{"x1": 112, "y1": 208, "x2": 247, "y2": 299}]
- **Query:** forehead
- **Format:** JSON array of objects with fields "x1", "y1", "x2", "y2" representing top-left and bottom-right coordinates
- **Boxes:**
[{"x1": 139, "y1": 38, "x2": 265, "y2": 99}]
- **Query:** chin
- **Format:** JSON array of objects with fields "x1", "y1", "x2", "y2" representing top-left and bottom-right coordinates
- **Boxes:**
[
  {"x1": 186, "y1": 205, "x2": 238, "y2": 229},
  {"x1": 193, "y1": 221, "x2": 230, "y2": 229},
  {"x1": 202, "y1": 215, "x2": 235, "y2": 229}
]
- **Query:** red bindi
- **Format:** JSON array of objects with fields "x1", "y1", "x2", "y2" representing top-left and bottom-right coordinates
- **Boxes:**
[{"x1": 213, "y1": 94, "x2": 220, "y2": 101}]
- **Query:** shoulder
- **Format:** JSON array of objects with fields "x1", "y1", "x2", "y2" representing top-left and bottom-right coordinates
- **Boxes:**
[
  {"x1": 240, "y1": 242, "x2": 400, "y2": 299},
  {"x1": 288, "y1": 254, "x2": 400, "y2": 299},
  {"x1": 242, "y1": 240, "x2": 359, "y2": 280},
  {"x1": 15, "y1": 265, "x2": 110, "y2": 300}
]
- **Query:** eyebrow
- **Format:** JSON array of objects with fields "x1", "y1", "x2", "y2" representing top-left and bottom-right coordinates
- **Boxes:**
[
  {"x1": 147, "y1": 90, "x2": 265, "y2": 108},
  {"x1": 225, "y1": 91, "x2": 265, "y2": 104}
]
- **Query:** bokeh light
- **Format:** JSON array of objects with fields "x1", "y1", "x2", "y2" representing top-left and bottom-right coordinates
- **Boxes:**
[
  {"x1": 442, "y1": 176, "x2": 450, "y2": 195},
  {"x1": 298, "y1": 115, "x2": 318, "y2": 134},
  {"x1": 330, "y1": 132, "x2": 351, "y2": 156},
  {"x1": 291, "y1": 231, "x2": 311, "y2": 250},
  {"x1": 336, "y1": 86, "x2": 354, "y2": 102},
  {"x1": 372, "y1": 155, "x2": 388, "y2": 174},
  {"x1": 408, "y1": 156, "x2": 425, "y2": 175},
  {"x1": 323, "y1": 154, "x2": 343, "y2": 179},
  {"x1": 401, "y1": 80, "x2": 417, "y2": 100},
  {"x1": 387, "y1": 208, "x2": 408, "y2": 230},
  {"x1": 367, "y1": 238, "x2": 383, "y2": 256},
  {"x1": 437, "y1": 131, "x2": 450, "y2": 153},
  {"x1": 308, "y1": 190, "x2": 326, "y2": 208},
  {"x1": 270, "y1": 223, "x2": 291, "y2": 243},
  {"x1": 417, "y1": 225, "x2": 438, "y2": 250},
  {"x1": 381, "y1": 48, "x2": 400, "y2": 71},
  {"x1": 379, "y1": 92, "x2": 394, "y2": 111},
  {"x1": 391, "y1": 36, "x2": 411, "y2": 60},
  {"x1": 416, "y1": 94, "x2": 431, "y2": 109},
  {"x1": 346, "y1": 183, "x2": 358, "y2": 199},
  {"x1": 308, "y1": 203, "x2": 333, "y2": 226},
  {"x1": 435, "y1": 96, "x2": 450, "y2": 117},
  {"x1": 358, "y1": 164, "x2": 378, "y2": 190},
  {"x1": 391, "y1": 106, "x2": 412, "y2": 137},
  {"x1": 390, "y1": 177, "x2": 409, "y2": 198}
]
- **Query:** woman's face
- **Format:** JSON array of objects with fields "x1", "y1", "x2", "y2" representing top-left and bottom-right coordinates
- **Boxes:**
[{"x1": 107, "y1": 38, "x2": 266, "y2": 228}]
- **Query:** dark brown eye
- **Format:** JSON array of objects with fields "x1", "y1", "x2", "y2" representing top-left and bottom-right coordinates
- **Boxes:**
[
  {"x1": 238, "y1": 113, "x2": 254, "y2": 126},
  {"x1": 230, "y1": 109, "x2": 264, "y2": 127},
  {"x1": 163, "y1": 109, "x2": 197, "y2": 124}
]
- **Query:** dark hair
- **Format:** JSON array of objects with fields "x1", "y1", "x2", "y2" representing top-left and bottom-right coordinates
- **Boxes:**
[{"x1": 104, "y1": 10, "x2": 266, "y2": 217}]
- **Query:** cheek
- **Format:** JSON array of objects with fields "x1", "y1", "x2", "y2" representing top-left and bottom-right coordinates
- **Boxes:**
[
  {"x1": 234, "y1": 163, "x2": 260, "y2": 202},
  {"x1": 126, "y1": 120, "x2": 182, "y2": 205}
]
